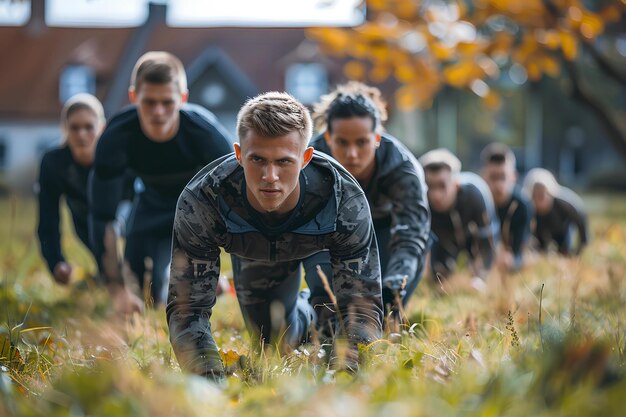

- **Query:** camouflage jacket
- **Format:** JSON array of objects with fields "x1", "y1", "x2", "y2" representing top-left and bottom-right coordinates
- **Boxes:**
[
  {"x1": 310, "y1": 133, "x2": 430, "y2": 282},
  {"x1": 166, "y1": 152, "x2": 383, "y2": 376}
]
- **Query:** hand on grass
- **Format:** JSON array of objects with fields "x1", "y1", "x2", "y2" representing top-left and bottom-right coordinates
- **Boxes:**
[
  {"x1": 109, "y1": 285, "x2": 144, "y2": 316},
  {"x1": 52, "y1": 261, "x2": 72, "y2": 285}
]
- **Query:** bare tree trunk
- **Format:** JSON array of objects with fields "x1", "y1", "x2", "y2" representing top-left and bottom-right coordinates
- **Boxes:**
[
  {"x1": 581, "y1": 40, "x2": 626, "y2": 87},
  {"x1": 542, "y1": 0, "x2": 626, "y2": 160},
  {"x1": 564, "y1": 60, "x2": 626, "y2": 161}
]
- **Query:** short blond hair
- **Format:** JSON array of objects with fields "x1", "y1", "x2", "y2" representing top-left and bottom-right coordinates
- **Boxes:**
[
  {"x1": 419, "y1": 148, "x2": 462, "y2": 176},
  {"x1": 481, "y1": 142, "x2": 516, "y2": 169},
  {"x1": 130, "y1": 51, "x2": 187, "y2": 93},
  {"x1": 60, "y1": 93, "x2": 106, "y2": 144},
  {"x1": 523, "y1": 168, "x2": 560, "y2": 197},
  {"x1": 237, "y1": 92, "x2": 312, "y2": 145}
]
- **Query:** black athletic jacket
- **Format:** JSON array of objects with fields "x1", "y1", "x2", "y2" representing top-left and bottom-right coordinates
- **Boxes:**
[{"x1": 89, "y1": 104, "x2": 233, "y2": 277}]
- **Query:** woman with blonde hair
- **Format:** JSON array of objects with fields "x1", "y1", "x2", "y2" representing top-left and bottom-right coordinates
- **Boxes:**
[{"x1": 37, "y1": 93, "x2": 107, "y2": 284}]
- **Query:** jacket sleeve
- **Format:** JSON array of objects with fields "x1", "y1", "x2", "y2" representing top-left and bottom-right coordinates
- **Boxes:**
[
  {"x1": 508, "y1": 198, "x2": 533, "y2": 269},
  {"x1": 574, "y1": 212, "x2": 589, "y2": 254},
  {"x1": 564, "y1": 201, "x2": 588, "y2": 255},
  {"x1": 88, "y1": 134, "x2": 127, "y2": 281},
  {"x1": 328, "y1": 191, "x2": 383, "y2": 370},
  {"x1": 166, "y1": 188, "x2": 225, "y2": 379},
  {"x1": 468, "y1": 186, "x2": 497, "y2": 275},
  {"x1": 382, "y1": 163, "x2": 430, "y2": 281},
  {"x1": 202, "y1": 118, "x2": 233, "y2": 162},
  {"x1": 37, "y1": 154, "x2": 64, "y2": 273},
  {"x1": 188, "y1": 109, "x2": 234, "y2": 165}
]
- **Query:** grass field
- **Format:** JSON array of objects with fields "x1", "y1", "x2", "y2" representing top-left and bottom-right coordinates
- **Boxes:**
[{"x1": 1, "y1": 194, "x2": 625, "y2": 417}]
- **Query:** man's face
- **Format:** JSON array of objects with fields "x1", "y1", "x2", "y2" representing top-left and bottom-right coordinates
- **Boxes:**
[
  {"x1": 532, "y1": 183, "x2": 554, "y2": 215},
  {"x1": 235, "y1": 130, "x2": 313, "y2": 214},
  {"x1": 130, "y1": 81, "x2": 187, "y2": 141},
  {"x1": 425, "y1": 168, "x2": 458, "y2": 212},
  {"x1": 325, "y1": 117, "x2": 379, "y2": 182},
  {"x1": 65, "y1": 108, "x2": 101, "y2": 167},
  {"x1": 482, "y1": 162, "x2": 516, "y2": 207}
]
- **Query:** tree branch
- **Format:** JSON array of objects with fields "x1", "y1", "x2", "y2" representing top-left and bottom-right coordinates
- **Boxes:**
[
  {"x1": 542, "y1": 0, "x2": 626, "y2": 87},
  {"x1": 541, "y1": 0, "x2": 558, "y2": 14},
  {"x1": 581, "y1": 40, "x2": 626, "y2": 87},
  {"x1": 564, "y1": 59, "x2": 626, "y2": 161}
]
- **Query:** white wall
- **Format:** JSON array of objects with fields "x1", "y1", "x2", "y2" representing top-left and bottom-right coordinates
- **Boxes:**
[{"x1": 0, "y1": 122, "x2": 61, "y2": 190}]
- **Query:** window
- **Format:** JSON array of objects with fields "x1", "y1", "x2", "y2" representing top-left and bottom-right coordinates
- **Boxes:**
[
  {"x1": 59, "y1": 65, "x2": 95, "y2": 103},
  {"x1": 167, "y1": 0, "x2": 364, "y2": 27},
  {"x1": 46, "y1": 0, "x2": 148, "y2": 27},
  {"x1": 0, "y1": 0, "x2": 30, "y2": 26},
  {"x1": 285, "y1": 63, "x2": 328, "y2": 105},
  {"x1": 0, "y1": 139, "x2": 7, "y2": 170},
  {"x1": 201, "y1": 83, "x2": 227, "y2": 108}
]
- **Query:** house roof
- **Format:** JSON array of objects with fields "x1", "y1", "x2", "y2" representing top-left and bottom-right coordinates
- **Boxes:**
[
  {"x1": 0, "y1": 26, "x2": 133, "y2": 120},
  {"x1": 0, "y1": 21, "x2": 308, "y2": 121}
]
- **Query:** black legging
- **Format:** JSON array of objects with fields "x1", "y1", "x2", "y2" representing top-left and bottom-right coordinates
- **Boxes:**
[
  {"x1": 230, "y1": 255, "x2": 315, "y2": 351},
  {"x1": 124, "y1": 232, "x2": 172, "y2": 305}
]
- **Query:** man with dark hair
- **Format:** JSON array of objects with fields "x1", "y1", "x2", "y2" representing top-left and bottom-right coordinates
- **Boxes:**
[
  {"x1": 480, "y1": 143, "x2": 533, "y2": 271},
  {"x1": 89, "y1": 51, "x2": 233, "y2": 311},
  {"x1": 419, "y1": 149, "x2": 498, "y2": 283},
  {"x1": 305, "y1": 82, "x2": 430, "y2": 320},
  {"x1": 167, "y1": 92, "x2": 383, "y2": 381}
]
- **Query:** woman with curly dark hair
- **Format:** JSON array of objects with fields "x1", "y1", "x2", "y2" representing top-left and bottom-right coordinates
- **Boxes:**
[{"x1": 304, "y1": 82, "x2": 431, "y2": 321}]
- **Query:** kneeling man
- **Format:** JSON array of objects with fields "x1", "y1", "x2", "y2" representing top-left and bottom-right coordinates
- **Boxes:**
[{"x1": 167, "y1": 92, "x2": 383, "y2": 381}]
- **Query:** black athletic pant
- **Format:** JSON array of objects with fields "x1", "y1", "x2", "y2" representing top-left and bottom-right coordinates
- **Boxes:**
[
  {"x1": 124, "y1": 232, "x2": 172, "y2": 305},
  {"x1": 230, "y1": 255, "x2": 315, "y2": 350}
]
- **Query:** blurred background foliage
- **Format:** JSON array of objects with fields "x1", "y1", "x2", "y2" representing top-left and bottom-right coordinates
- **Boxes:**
[{"x1": 308, "y1": 0, "x2": 626, "y2": 163}]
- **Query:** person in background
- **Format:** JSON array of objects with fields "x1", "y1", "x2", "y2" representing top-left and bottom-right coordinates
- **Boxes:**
[
  {"x1": 419, "y1": 149, "x2": 498, "y2": 284},
  {"x1": 480, "y1": 143, "x2": 533, "y2": 271},
  {"x1": 305, "y1": 82, "x2": 430, "y2": 321},
  {"x1": 89, "y1": 51, "x2": 233, "y2": 312},
  {"x1": 523, "y1": 168, "x2": 588, "y2": 256},
  {"x1": 37, "y1": 93, "x2": 126, "y2": 285}
]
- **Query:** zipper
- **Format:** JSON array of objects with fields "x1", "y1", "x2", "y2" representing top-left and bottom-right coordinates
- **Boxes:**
[{"x1": 269, "y1": 239, "x2": 277, "y2": 262}]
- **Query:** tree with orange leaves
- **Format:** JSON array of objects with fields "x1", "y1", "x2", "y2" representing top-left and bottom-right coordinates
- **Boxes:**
[{"x1": 308, "y1": 0, "x2": 626, "y2": 159}]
